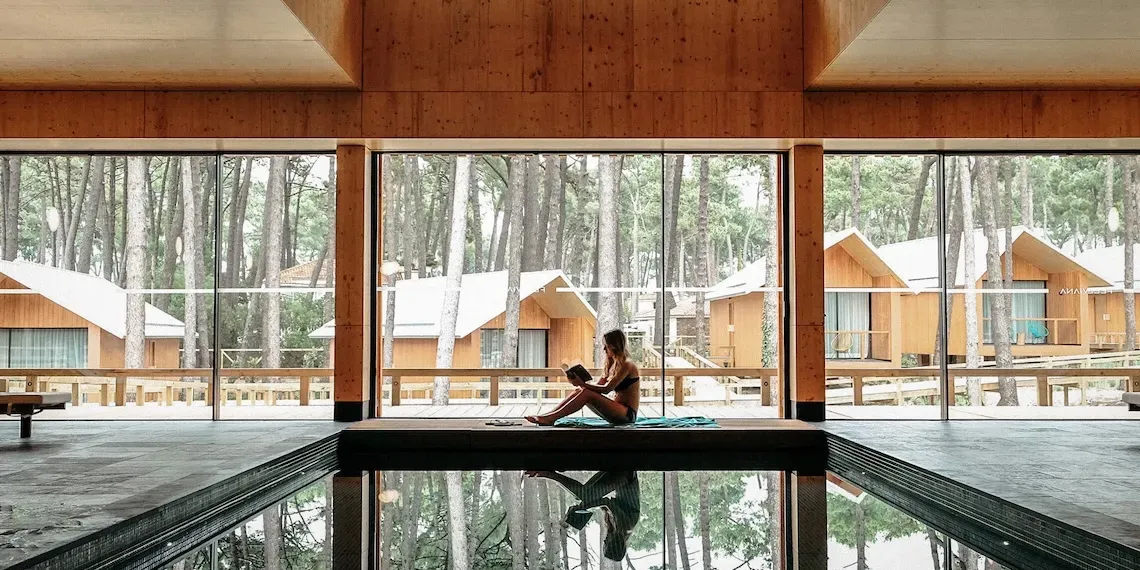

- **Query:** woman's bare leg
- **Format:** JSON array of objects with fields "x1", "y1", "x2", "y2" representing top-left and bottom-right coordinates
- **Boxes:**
[{"x1": 526, "y1": 390, "x2": 629, "y2": 426}]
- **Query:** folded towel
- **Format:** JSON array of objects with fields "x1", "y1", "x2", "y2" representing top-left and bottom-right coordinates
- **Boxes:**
[{"x1": 552, "y1": 416, "x2": 718, "y2": 428}]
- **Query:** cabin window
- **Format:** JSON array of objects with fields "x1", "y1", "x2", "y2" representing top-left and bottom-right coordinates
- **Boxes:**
[
  {"x1": 983, "y1": 280, "x2": 1047, "y2": 344},
  {"x1": 480, "y1": 329, "x2": 548, "y2": 368},
  {"x1": 0, "y1": 328, "x2": 88, "y2": 368},
  {"x1": 825, "y1": 292, "x2": 871, "y2": 359}
]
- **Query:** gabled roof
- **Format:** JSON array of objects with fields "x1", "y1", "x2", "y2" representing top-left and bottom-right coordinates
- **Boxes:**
[
  {"x1": 707, "y1": 228, "x2": 912, "y2": 301},
  {"x1": 879, "y1": 227, "x2": 1111, "y2": 289},
  {"x1": 310, "y1": 269, "x2": 595, "y2": 339},
  {"x1": 0, "y1": 260, "x2": 185, "y2": 338},
  {"x1": 1076, "y1": 244, "x2": 1140, "y2": 288}
]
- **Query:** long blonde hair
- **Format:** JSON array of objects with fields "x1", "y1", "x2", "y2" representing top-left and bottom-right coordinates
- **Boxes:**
[{"x1": 602, "y1": 329, "x2": 629, "y2": 377}]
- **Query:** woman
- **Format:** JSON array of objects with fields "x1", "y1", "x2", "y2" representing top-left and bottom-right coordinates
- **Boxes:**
[
  {"x1": 525, "y1": 470, "x2": 641, "y2": 562},
  {"x1": 525, "y1": 329, "x2": 640, "y2": 426}
]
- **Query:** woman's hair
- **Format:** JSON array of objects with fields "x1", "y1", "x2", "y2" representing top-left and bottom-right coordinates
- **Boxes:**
[{"x1": 602, "y1": 328, "x2": 629, "y2": 376}]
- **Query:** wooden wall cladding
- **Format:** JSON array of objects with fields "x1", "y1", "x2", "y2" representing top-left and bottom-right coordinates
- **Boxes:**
[
  {"x1": 1023, "y1": 91, "x2": 1140, "y2": 138},
  {"x1": 282, "y1": 0, "x2": 364, "y2": 85},
  {"x1": 364, "y1": 92, "x2": 583, "y2": 137},
  {"x1": 363, "y1": 0, "x2": 802, "y2": 92},
  {"x1": 803, "y1": 91, "x2": 1025, "y2": 138},
  {"x1": 582, "y1": 91, "x2": 803, "y2": 137},
  {"x1": 144, "y1": 92, "x2": 362, "y2": 138},
  {"x1": 0, "y1": 92, "x2": 146, "y2": 138}
]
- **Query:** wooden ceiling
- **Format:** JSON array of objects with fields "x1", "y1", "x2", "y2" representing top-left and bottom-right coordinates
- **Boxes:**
[
  {"x1": 810, "y1": 0, "x2": 1140, "y2": 89},
  {"x1": 0, "y1": 0, "x2": 358, "y2": 89}
]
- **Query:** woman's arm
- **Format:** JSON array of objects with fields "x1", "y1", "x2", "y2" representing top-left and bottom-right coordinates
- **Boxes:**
[{"x1": 576, "y1": 362, "x2": 632, "y2": 394}]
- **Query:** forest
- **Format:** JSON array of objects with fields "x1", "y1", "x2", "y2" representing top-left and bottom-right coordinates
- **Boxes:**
[
  {"x1": 161, "y1": 471, "x2": 1008, "y2": 570},
  {"x1": 0, "y1": 154, "x2": 336, "y2": 374}
]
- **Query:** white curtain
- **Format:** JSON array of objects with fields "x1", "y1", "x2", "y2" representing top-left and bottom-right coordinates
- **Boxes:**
[
  {"x1": 0, "y1": 330, "x2": 8, "y2": 368},
  {"x1": 825, "y1": 292, "x2": 870, "y2": 359},
  {"x1": 4, "y1": 328, "x2": 88, "y2": 368},
  {"x1": 480, "y1": 329, "x2": 548, "y2": 368},
  {"x1": 983, "y1": 281, "x2": 1046, "y2": 344}
]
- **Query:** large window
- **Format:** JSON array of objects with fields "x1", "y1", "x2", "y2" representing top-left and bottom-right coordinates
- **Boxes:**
[
  {"x1": 377, "y1": 153, "x2": 782, "y2": 418},
  {"x1": 826, "y1": 152, "x2": 1138, "y2": 419},
  {"x1": 0, "y1": 153, "x2": 332, "y2": 420}
]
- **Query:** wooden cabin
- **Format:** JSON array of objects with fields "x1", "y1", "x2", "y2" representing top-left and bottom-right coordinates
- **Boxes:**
[
  {"x1": 880, "y1": 228, "x2": 1110, "y2": 362},
  {"x1": 708, "y1": 229, "x2": 908, "y2": 368},
  {"x1": 1077, "y1": 244, "x2": 1140, "y2": 351},
  {"x1": 311, "y1": 270, "x2": 598, "y2": 396},
  {"x1": 0, "y1": 260, "x2": 184, "y2": 368}
]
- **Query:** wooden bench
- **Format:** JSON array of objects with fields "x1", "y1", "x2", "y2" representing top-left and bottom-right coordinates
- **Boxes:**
[
  {"x1": 1123, "y1": 393, "x2": 1140, "y2": 411},
  {"x1": 1, "y1": 392, "x2": 69, "y2": 438}
]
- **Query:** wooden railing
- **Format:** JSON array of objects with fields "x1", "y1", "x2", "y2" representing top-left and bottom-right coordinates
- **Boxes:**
[
  {"x1": 0, "y1": 368, "x2": 332, "y2": 407},
  {"x1": 982, "y1": 316, "x2": 1080, "y2": 345}
]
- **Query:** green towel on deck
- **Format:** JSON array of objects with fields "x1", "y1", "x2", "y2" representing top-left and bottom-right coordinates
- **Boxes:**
[{"x1": 552, "y1": 416, "x2": 718, "y2": 428}]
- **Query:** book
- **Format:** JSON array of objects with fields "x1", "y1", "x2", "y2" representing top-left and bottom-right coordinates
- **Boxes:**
[{"x1": 560, "y1": 360, "x2": 593, "y2": 383}]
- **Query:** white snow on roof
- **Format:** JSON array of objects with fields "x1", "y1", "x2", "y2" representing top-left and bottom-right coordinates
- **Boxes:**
[
  {"x1": 0, "y1": 260, "x2": 185, "y2": 338},
  {"x1": 1076, "y1": 244, "x2": 1140, "y2": 288},
  {"x1": 879, "y1": 227, "x2": 1110, "y2": 289},
  {"x1": 309, "y1": 269, "x2": 592, "y2": 339}
]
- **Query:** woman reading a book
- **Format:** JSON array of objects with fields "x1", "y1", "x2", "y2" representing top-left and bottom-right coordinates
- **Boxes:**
[{"x1": 525, "y1": 329, "x2": 640, "y2": 426}]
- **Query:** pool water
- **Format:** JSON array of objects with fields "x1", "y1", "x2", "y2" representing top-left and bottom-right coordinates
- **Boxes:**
[{"x1": 157, "y1": 469, "x2": 1016, "y2": 570}]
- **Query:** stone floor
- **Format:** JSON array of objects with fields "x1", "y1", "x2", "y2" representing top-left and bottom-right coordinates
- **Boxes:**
[
  {"x1": 0, "y1": 421, "x2": 341, "y2": 569},
  {"x1": 822, "y1": 421, "x2": 1140, "y2": 552}
]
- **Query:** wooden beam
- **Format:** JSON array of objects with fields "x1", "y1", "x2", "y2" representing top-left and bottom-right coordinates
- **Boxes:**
[
  {"x1": 334, "y1": 144, "x2": 373, "y2": 422},
  {"x1": 803, "y1": 0, "x2": 891, "y2": 87},
  {"x1": 789, "y1": 145, "x2": 826, "y2": 421}
]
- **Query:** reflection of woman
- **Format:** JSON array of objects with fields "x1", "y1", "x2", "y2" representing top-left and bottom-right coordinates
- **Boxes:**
[
  {"x1": 526, "y1": 471, "x2": 641, "y2": 561},
  {"x1": 525, "y1": 329, "x2": 640, "y2": 426}
]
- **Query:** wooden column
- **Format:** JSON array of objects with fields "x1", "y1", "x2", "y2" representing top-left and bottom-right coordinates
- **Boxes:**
[
  {"x1": 332, "y1": 470, "x2": 371, "y2": 570},
  {"x1": 789, "y1": 145, "x2": 826, "y2": 421},
  {"x1": 790, "y1": 472, "x2": 827, "y2": 570},
  {"x1": 334, "y1": 144, "x2": 373, "y2": 422}
]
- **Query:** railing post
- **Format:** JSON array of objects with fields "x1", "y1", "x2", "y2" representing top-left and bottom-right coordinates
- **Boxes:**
[
  {"x1": 673, "y1": 376, "x2": 684, "y2": 407},
  {"x1": 852, "y1": 375, "x2": 863, "y2": 406},
  {"x1": 135, "y1": 385, "x2": 145, "y2": 406},
  {"x1": 100, "y1": 383, "x2": 110, "y2": 406},
  {"x1": 391, "y1": 376, "x2": 401, "y2": 407},
  {"x1": 1036, "y1": 374, "x2": 1050, "y2": 407},
  {"x1": 165, "y1": 385, "x2": 174, "y2": 406},
  {"x1": 25, "y1": 375, "x2": 37, "y2": 393},
  {"x1": 490, "y1": 376, "x2": 500, "y2": 406},
  {"x1": 761, "y1": 375, "x2": 772, "y2": 406},
  {"x1": 300, "y1": 375, "x2": 312, "y2": 406},
  {"x1": 115, "y1": 375, "x2": 127, "y2": 407},
  {"x1": 71, "y1": 382, "x2": 81, "y2": 406}
]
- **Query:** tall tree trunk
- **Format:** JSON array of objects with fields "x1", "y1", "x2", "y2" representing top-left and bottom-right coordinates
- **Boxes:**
[
  {"x1": 698, "y1": 473, "x2": 712, "y2": 570},
  {"x1": 694, "y1": 157, "x2": 712, "y2": 357},
  {"x1": 540, "y1": 480, "x2": 563, "y2": 569},
  {"x1": 434, "y1": 156, "x2": 472, "y2": 405},
  {"x1": 439, "y1": 157, "x2": 457, "y2": 273},
  {"x1": 960, "y1": 158, "x2": 983, "y2": 405},
  {"x1": 1019, "y1": 156, "x2": 1033, "y2": 228},
  {"x1": 854, "y1": 501, "x2": 867, "y2": 570},
  {"x1": 536, "y1": 155, "x2": 557, "y2": 269},
  {"x1": 524, "y1": 480, "x2": 542, "y2": 570},
  {"x1": 578, "y1": 524, "x2": 590, "y2": 570},
  {"x1": 907, "y1": 156, "x2": 937, "y2": 240},
  {"x1": 763, "y1": 159, "x2": 779, "y2": 373},
  {"x1": 400, "y1": 473, "x2": 424, "y2": 570},
  {"x1": 180, "y1": 158, "x2": 201, "y2": 370},
  {"x1": 403, "y1": 156, "x2": 421, "y2": 278},
  {"x1": 665, "y1": 155, "x2": 684, "y2": 307},
  {"x1": 978, "y1": 158, "x2": 1016, "y2": 405},
  {"x1": 102, "y1": 158, "x2": 118, "y2": 281},
  {"x1": 1124, "y1": 158, "x2": 1137, "y2": 351},
  {"x1": 262, "y1": 157, "x2": 288, "y2": 375},
  {"x1": 1104, "y1": 157, "x2": 1116, "y2": 246},
  {"x1": 544, "y1": 156, "x2": 565, "y2": 270},
  {"x1": 62, "y1": 157, "x2": 92, "y2": 271},
  {"x1": 76, "y1": 157, "x2": 106, "y2": 273},
  {"x1": 156, "y1": 159, "x2": 182, "y2": 306},
  {"x1": 522, "y1": 156, "x2": 542, "y2": 271},
  {"x1": 664, "y1": 474, "x2": 678, "y2": 570},
  {"x1": 669, "y1": 473, "x2": 691, "y2": 570},
  {"x1": 445, "y1": 472, "x2": 469, "y2": 570},
  {"x1": 469, "y1": 164, "x2": 484, "y2": 273},
  {"x1": 851, "y1": 156, "x2": 862, "y2": 230},
  {"x1": 503, "y1": 472, "x2": 526, "y2": 570},
  {"x1": 503, "y1": 157, "x2": 527, "y2": 378},
  {"x1": 225, "y1": 158, "x2": 253, "y2": 288},
  {"x1": 381, "y1": 157, "x2": 399, "y2": 385},
  {"x1": 595, "y1": 155, "x2": 622, "y2": 364},
  {"x1": 1, "y1": 157, "x2": 22, "y2": 261},
  {"x1": 926, "y1": 527, "x2": 943, "y2": 570},
  {"x1": 124, "y1": 157, "x2": 148, "y2": 373},
  {"x1": 263, "y1": 504, "x2": 282, "y2": 570},
  {"x1": 495, "y1": 158, "x2": 514, "y2": 272}
]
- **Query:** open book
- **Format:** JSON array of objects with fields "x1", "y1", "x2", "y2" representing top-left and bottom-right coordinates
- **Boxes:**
[{"x1": 560, "y1": 360, "x2": 593, "y2": 383}]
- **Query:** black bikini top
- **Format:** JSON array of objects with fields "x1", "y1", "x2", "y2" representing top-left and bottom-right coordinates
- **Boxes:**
[{"x1": 615, "y1": 375, "x2": 640, "y2": 393}]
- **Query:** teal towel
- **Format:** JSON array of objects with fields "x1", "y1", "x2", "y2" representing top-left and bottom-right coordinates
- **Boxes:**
[{"x1": 552, "y1": 416, "x2": 718, "y2": 428}]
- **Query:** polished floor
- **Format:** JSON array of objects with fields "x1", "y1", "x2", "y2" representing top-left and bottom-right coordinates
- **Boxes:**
[
  {"x1": 822, "y1": 421, "x2": 1140, "y2": 552},
  {"x1": 0, "y1": 421, "x2": 341, "y2": 569}
]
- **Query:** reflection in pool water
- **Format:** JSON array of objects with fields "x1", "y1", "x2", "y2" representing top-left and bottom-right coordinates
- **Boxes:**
[{"x1": 158, "y1": 470, "x2": 1019, "y2": 570}]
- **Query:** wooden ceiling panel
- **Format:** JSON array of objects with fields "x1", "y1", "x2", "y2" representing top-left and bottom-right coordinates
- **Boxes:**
[
  {"x1": 812, "y1": 0, "x2": 1140, "y2": 89},
  {"x1": 0, "y1": 0, "x2": 356, "y2": 89}
]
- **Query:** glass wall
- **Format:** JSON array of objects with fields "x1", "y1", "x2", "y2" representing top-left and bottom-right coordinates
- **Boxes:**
[
  {"x1": 0, "y1": 153, "x2": 332, "y2": 420},
  {"x1": 827, "y1": 152, "x2": 1139, "y2": 419},
  {"x1": 376, "y1": 153, "x2": 782, "y2": 419}
]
